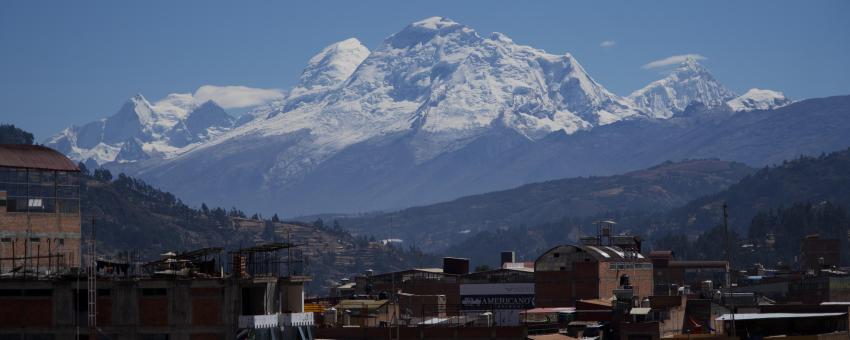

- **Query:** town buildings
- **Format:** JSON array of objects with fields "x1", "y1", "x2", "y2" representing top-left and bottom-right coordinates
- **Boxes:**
[{"x1": 0, "y1": 145, "x2": 313, "y2": 340}]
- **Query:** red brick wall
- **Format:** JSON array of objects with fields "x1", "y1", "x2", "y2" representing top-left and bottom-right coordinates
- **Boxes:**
[
  {"x1": 598, "y1": 263, "x2": 653, "y2": 299},
  {"x1": 97, "y1": 297, "x2": 112, "y2": 326},
  {"x1": 192, "y1": 299, "x2": 222, "y2": 326},
  {"x1": 139, "y1": 297, "x2": 168, "y2": 326},
  {"x1": 0, "y1": 211, "x2": 82, "y2": 268},
  {"x1": 371, "y1": 282, "x2": 460, "y2": 315},
  {"x1": 0, "y1": 298, "x2": 52, "y2": 327},
  {"x1": 536, "y1": 262, "x2": 600, "y2": 307}
]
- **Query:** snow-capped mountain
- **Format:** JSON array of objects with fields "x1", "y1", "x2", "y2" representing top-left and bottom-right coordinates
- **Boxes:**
[
  {"x1": 245, "y1": 17, "x2": 645, "y2": 167},
  {"x1": 726, "y1": 88, "x2": 791, "y2": 112},
  {"x1": 628, "y1": 57, "x2": 738, "y2": 118},
  {"x1": 44, "y1": 16, "x2": 836, "y2": 216},
  {"x1": 47, "y1": 94, "x2": 235, "y2": 164}
]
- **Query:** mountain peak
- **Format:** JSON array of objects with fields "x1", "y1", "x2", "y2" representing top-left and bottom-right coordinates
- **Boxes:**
[
  {"x1": 411, "y1": 16, "x2": 459, "y2": 30},
  {"x1": 726, "y1": 88, "x2": 791, "y2": 112},
  {"x1": 629, "y1": 58, "x2": 736, "y2": 118},
  {"x1": 387, "y1": 17, "x2": 477, "y2": 49},
  {"x1": 673, "y1": 57, "x2": 710, "y2": 76},
  {"x1": 197, "y1": 99, "x2": 222, "y2": 109},
  {"x1": 293, "y1": 38, "x2": 370, "y2": 95},
  {"x1": 131, "y1": 93, "x2": 148, "y2": 103},
  {"x1": 489, "y1": 32, "x2": 513, "y2": 44}
]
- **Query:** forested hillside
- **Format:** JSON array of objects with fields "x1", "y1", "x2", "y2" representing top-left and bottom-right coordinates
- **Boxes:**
[
  {"x1": 446, "y1": 149, "x2": 850, "y2": 269},
  {"x1": 333, "y1": 159, "x2": 754, "y2": 251}
]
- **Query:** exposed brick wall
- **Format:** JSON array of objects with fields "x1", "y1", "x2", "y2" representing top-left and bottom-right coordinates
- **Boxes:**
[
  {"x1": 139, "y1": 297, "x2": 168, "y2": 326},
  {"x1": 0, "y1": 211, "x2": 81, "y2": 269},
  {"x1": 192, "y1": 298, "x2": 222, "y2": 326},
  {"x1": 535, "y1": 262, "x2": 600, "y2": 307},
  {"x1": 97, "y1": 297, "x2": 112, "y2": 326},
  {"x1": 598, "y1": 263, "x2": 653, "y2": 299},
  {"x1": 0, "y1": 298, "x2": 53, "y2": 327}
]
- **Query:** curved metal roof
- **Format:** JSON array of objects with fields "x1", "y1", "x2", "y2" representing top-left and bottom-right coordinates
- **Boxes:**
[
  {"x1": 0, "y1": 144, "x2": 79, "y2": 171},
  {"x1": 535, "y1": 244, "x2": 648, "y2": 264}
]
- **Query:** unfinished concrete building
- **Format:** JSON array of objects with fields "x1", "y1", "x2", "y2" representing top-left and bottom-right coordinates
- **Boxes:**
[{"x1": 0, "y1": 244, "x2": 314, "y2": 340}]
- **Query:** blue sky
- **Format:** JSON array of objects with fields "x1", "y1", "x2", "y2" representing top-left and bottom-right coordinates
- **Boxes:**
[{"x1": 2, "y1": 0, "x2": 848, "y2": 140}]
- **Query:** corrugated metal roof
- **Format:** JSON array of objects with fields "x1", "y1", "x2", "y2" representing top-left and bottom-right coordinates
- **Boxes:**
[
  {"x1": 630, "y1": 307, "x2": 651, "y2": 315},
  {"x1": 335, "y1": 299, "x2": 388, "y2": 311},
  {"x1": 668, "y1": 260, "x2": 727, "y2": 268},
  {"x1": 716, "y1": 312, "x2": 846, "y2": 321},
  {"x1": 0, "y1": 144, "x2": 79, "y2": 171}
]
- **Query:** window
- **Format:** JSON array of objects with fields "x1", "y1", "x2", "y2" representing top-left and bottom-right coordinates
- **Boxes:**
[
  {"x1": 553, "y1": 253, "x2": 560, "y2": 258},
  {"x1": 29, "y1": 237, "x2": 40, "y2": 243},
  {"x1": 0, "y1": 238, "x2": 10, "y2": 243},
  {"x1": 0, "y1": 169, "x2": 78, "y2": 214},
  {"x1": 23, "y1": 289, "x2": 52, "y2": 297},
  {"x1": 139, "y1": 334, "x2": 169, "y2": 340},
  {"x1": 141, "y1": 288, "x2": 168, "y2": 296}
]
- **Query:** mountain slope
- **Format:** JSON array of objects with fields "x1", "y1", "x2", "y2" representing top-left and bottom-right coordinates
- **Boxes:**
[
  {"x1": 444, "y1": 147, "x2": 850, "y2": 268},
  {"x1": 328, "y1": 159, "x2": 753, "y2": 251},
  {"x1": 74, "y1": 166, "x2": 437, "y2": 293},
  {"x1": 660, "y1": 147, "x2": 850, "y2": 235}
]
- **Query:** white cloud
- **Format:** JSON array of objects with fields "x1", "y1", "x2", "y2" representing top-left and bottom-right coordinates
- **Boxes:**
[
  {"x1": 193, "y1": 85, "x2": 285, "y2": 109},
  {"x1": 600, "y1": 40, "x2": 616, "y2": 48},
  {"x1": 642, "y1": 54, "x2": 706, "y2": 69}
]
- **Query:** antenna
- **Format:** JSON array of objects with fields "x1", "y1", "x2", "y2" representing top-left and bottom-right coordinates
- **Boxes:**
[{"x1": 722, "y1": 203, "x2": 735, "y2": 338}]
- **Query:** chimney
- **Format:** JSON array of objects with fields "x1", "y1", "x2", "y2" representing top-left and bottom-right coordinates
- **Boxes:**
[
  {"x1": 500, "y1": 251, "x2": 516, "y2": 268},
  {"x1": 442, "y1": 257, "x2": 469, "y2": 275}
]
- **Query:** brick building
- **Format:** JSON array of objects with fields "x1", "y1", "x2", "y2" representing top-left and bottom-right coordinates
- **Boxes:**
[
  {"x1": 800, "y1": 234, "x2": 841, "y2": 271},
  {"x1": 649, "y1": 250, "x2": 728, "y2": 296},
  {"x1": 0, "y1": 145, "x2": 82, "y2": 275},
  {"x1": 534, "y1": 244, "x2": 652, "y2": 307}
]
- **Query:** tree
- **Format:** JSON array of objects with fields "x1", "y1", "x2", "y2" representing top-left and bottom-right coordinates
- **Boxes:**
[
  {"x1": 474, "y1": 265, "x2": 492, "y2": 272},
  {"x1": 201, "y1": 203, "x2": 209, "y2": 215},
  {"x1": 93, "y1": 168, "x2": 113, "y2": 182},
  {"x1": 77, "y1": 162, "x2": 90, "y2": 176},
  {"x1": 0, "y1": 124, "x2": 34, "y2": 144},
  {"x1": 271, "y1": 214, "x2": 280, "y2": 223}
]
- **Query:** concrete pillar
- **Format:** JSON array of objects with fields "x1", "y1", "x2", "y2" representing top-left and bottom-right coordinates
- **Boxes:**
[
  {"x1": 169, "y1": 280, "x2": 192, "y2": 326},
  {"x1": 112, "y1": 281, "x2": 139, "y2": 326},
  {"x1": 52, "y1": 281, "x2": 75, "y2": 327}
]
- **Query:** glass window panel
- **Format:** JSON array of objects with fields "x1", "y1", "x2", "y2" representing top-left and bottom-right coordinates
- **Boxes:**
[
  {"x1": 20, "y1": 198, "x2": 28, "y2": 211},
  {"x1": 59, "y1": 199, "x2": 79, "y2": 214},
  {"x1": 28, "y1": 171, "x2": 39, "y2": 183},
  {"x1": 14, "y1": 170, "x2": 27, "y2": 183}
]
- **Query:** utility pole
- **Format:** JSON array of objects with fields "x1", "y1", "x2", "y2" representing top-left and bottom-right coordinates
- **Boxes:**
[
  {"x1": 722, "y1": 203, "x2": 735, "y2": 338},
  {"x1": 88, "y1": 217, "x2": 97, "y2": 340}
]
